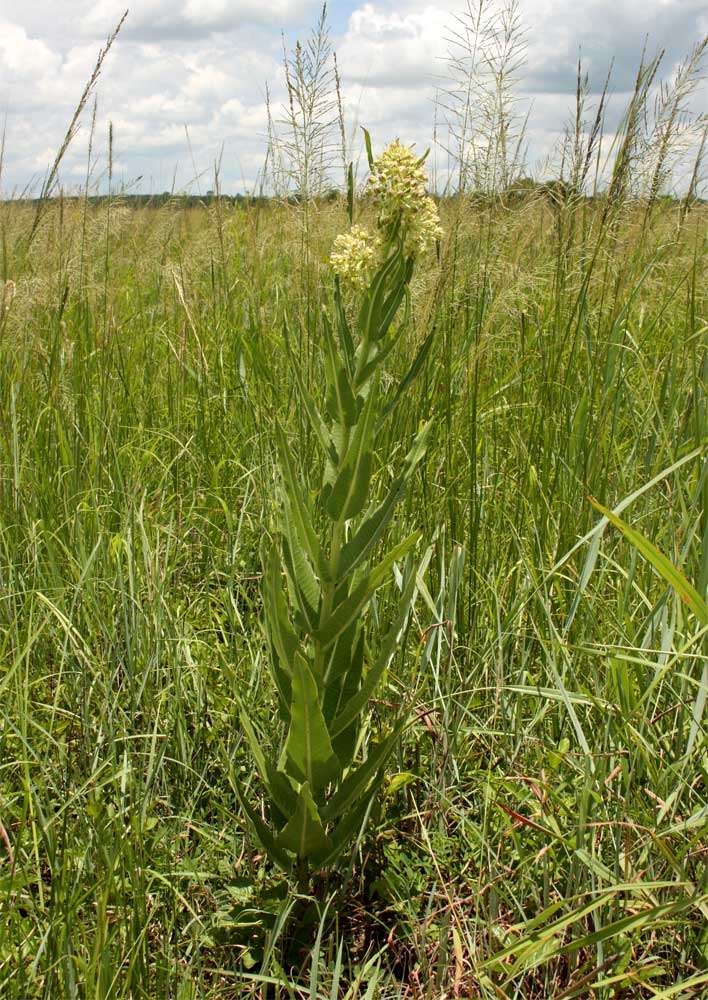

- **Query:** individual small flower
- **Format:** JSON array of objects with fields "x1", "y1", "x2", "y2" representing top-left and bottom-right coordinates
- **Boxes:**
[{"x1": 329, "y1": 224, "x2": 381, "y2": 289}]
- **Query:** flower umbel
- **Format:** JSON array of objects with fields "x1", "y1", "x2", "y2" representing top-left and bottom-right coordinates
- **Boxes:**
[
  {"x1": 367, "y1": 140, "x2": 442, "y2": 256},
  {"x1": 368, "y1": 140, "x2": 428, "y2": 221},
  {"x1": 406, "y1": 195, "x2": 443, "y2": 256},
  {"x1": 329, "y1": 224, "x2": 381, "y2": 289},
  {"x1": 329, "y1": 138, "x2": 442, "y2": 289}
]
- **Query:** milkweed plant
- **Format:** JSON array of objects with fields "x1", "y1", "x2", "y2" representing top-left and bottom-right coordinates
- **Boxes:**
[{"x1": 236, "y1": 136, "x2": 442, "y2": 885}]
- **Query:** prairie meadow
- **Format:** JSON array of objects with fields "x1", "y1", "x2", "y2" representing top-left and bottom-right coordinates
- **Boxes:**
[{"x1": 0, "y1": 4, "x2": 706, "y2": 997}]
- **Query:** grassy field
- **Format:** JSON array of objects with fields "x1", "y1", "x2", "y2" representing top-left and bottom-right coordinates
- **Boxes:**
[{"x1": 0, "y1": 179, "x2": 706, "y2": 998}]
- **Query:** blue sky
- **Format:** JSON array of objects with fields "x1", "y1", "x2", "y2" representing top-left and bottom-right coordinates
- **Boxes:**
[{"x1": 0, "y1": 1, "x2": 705, "y2": 195}]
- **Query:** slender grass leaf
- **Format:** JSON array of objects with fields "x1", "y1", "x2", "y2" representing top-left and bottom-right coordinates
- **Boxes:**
[
  {"x1": 561, "y1": 898, "x2": 694, "y2": 955},
  {"x1": 346, "y1": 162, "x2": 354, "y2": 225},
  {"x1": 589, "y1": 498, "x2": 708, "y2": 626}
]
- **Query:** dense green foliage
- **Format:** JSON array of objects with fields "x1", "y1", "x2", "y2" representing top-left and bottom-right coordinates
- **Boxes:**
[
  {"x1": 238, "y1": 181, "x2": 435, "y2": 876},
  {"x1": 0, "y1": 188, "x2": 706, "y2": 997}
]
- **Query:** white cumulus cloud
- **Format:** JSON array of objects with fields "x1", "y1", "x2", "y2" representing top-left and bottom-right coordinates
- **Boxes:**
[{"x1": 0, "y1": 0, "x2": 704, "y2": 194}]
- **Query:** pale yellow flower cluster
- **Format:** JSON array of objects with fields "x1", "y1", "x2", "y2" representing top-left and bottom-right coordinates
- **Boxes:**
[
  {"x1": 405, "y1": 193, "x2": 443, "y2": 256},
  {"x1": 329, "y1": 140, "x2": 442, "y2": 288},
  {"x1": 368, "y1": 140, "x2": 442, "y2": 255},
  {"x1": 329, "y1": 224, "x2": 381, "y2": 290},
  {"x1": 367, "y1": 141, "x2": 428, "y2": 220}
]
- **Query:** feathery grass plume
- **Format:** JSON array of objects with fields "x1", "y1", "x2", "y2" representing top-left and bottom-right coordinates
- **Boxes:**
[
  {"x1": 25, "y1": 11, "x2": 127, "y2": 252},
  {"x1": 442, "y1": 0, "x2": 529, "y2": 195},
  {"x1": 267, "y1": 3, "x2": 344, "y2": 201},
  {"x1": 236, "y1": 135, "x2": 442, "y2": 884},
  {"x1": 641, "y1": 37, "x2": 707, "y2": 214}
]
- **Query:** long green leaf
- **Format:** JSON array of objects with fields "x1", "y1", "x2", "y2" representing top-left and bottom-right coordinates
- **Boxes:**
[
  {"x1": 261, "y1": 544, "x2": 296, "y2": 713},
  {"x1": 283, "y1": 653, "x2": 341, "y2": 792},
  {"x1": 315, "y1": 531, "x2": 421, "y2": 649},
  {"x1": 322, "y1": 316, "x2": 357, "y2": 429},
  {"x1": 290, "y1": 361, "x2": 337, "y2": 463},
  {"x1": 334, "y1": 281, "x2": 355, "y2": 375},
  {"x1": 239, "y1": 712, "x2": 298, "y2": 821},
  {"x1": 372, "y1": 257, "x2": 413, "y2": 343},
  {"x1": 325, "y1": 382, "x2": 378, "y2": 523},
  {"x1": 232, "y1": 770, "x2": 292, "y2": 872},
  {"x1": 357, "y1": 251, "x2": 402, "y2": 349},
  {"x1": 320, "y1": 785, "x2": 379, "y2": 866},
  {"x1": 589, "y1": 498, "x2": 708, "y2": 625},
  {"x1": 275, "y1": 422, "x2": 324, "y2": 571},
  {"x1": 354, "y1": 330, "x2": 401, "y2": 389},
  {"x1": 281, "y1": 502, "x2": 320, "y2": 630},
  {"x1": 321, "y1": 726, "x2": 403, "y2": 822},
  {"x1": 275, "y1": 781, "x2": 332, "y2": 862},
  {"x1": 338, "y1": 422, "x2": 431, "y2": 579},
  {"x1": 323, "y1": 625, "x2": 366, "y2": 767},
  {"x1": 377, "y1": 333, "x2": 435, "y2": 428},
  {"x1": 329, "y1": 569, "x2": 418, "y2": 739}
]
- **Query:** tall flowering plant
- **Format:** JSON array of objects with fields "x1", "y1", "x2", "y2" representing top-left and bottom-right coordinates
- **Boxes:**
[{"x1": 236, "y1": 137, "x2": 442, "y2": 880}]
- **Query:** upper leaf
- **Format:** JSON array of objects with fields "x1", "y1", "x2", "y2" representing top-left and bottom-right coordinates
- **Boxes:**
[
  {"x1": 315, "y1": 530, "x2": 421, "y2": 649},
  {"x1": 337, "y1": 421, "x2": 432, "y2": 580}
]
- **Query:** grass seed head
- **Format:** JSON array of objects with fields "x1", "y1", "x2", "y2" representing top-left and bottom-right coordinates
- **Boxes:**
[{"x1": 2, "y1": 280, "x2": 16, "y2": 311}]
